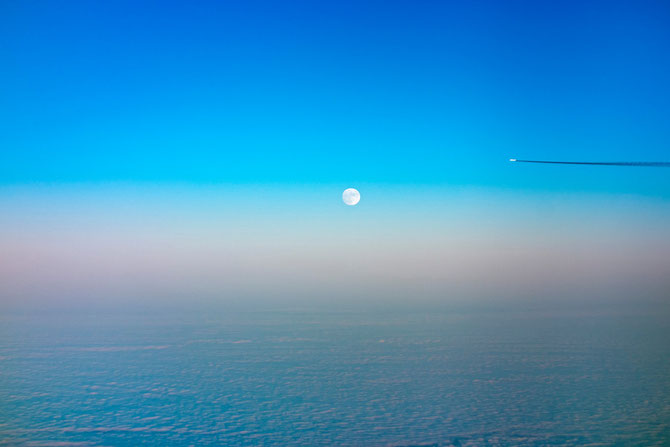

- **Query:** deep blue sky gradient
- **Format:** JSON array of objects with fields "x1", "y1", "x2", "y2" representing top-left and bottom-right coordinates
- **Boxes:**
[{"x1": 2, "y1": 0, "x2": 670, "y2": 196}]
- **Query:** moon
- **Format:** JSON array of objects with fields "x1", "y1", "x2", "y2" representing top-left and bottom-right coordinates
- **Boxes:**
[{"x1": 342, "y1": 188, "x2": 360, "y2": 206}]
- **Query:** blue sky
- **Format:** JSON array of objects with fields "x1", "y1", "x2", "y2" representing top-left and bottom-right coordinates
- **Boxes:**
[
  {"x1": 2, "y1": 0, "x2": 670, "y2": 193},
  {"x1": 1, "y1": 1, "x2": 669, "y2": 307}
]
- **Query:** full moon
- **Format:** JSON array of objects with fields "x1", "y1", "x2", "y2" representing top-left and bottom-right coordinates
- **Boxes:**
[{"x1": 342, "y1": 188, "x2": 360, "y2": 206}]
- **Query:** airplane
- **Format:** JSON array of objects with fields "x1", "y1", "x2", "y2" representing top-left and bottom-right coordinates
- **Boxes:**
[{"x1": 509, "y1": 159, "x2": 670, "y2": 167}]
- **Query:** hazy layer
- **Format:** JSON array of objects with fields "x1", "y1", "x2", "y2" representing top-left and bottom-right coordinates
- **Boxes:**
[{"x1": 1, "y1": 184, "x2": 669, "y2": 309}]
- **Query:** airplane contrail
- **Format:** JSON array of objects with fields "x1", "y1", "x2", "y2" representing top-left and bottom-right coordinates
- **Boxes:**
[{"x1": 509, "y1": 159, "x2": 670, "y2": 167}]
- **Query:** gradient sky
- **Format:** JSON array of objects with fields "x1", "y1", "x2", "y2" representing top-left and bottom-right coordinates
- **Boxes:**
[{"x1": 1, "y1": 0, "x2": 669, "y2": 308}]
